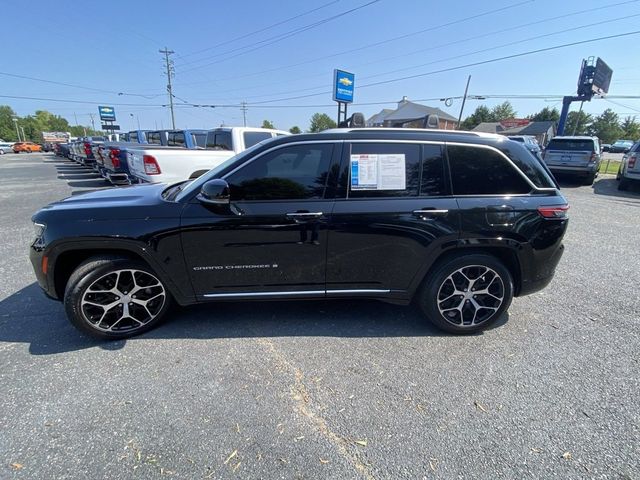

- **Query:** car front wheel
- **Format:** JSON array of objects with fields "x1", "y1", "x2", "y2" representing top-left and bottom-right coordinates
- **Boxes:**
[
  {"x1": 417, "y1": 254, "x2": 513, "y2": 334},
  {"x1": 64, "y1": 256, "x2": 172, "y2": 339}
]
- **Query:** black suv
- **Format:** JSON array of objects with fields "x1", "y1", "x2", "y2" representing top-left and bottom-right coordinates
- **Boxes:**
[{"x1": 30, "y1": 129, "x2": 568, "y2": 339}]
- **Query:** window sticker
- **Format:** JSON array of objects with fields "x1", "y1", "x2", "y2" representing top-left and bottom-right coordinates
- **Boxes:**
[
  {"x1": 351, "y1": 154, "x2": 378, "y2": 189},
  {"x1": 350, "y1": 154, "x2": 406, "y2": 190}
]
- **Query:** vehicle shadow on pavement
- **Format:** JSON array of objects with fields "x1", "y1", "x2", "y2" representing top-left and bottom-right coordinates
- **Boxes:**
[
  {"x1": 0, "y1": 283, "x2": 508, "y2": 355},
  {"x1": 50, "y1": 160, "x2": 112, "y2": 192},
  {"x1": 592, "y1": 178, "x2": 640, "y2": 199}
]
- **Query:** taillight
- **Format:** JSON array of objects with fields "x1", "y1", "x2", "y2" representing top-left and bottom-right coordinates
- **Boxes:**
[
  {"x1": 84, "y1": 142, "x2": 91, "y2": 155},
  {"x1": 589, "y1": 152, "x2": 596, "y2": 163},
  {"x1": 538, "y1": 205, "x2": 569, "y2": 219},
  {"x1": 629, "y1": 155, "x2": 637, "y2": 169},
  {"x1": 109, "y1": 148, "x2": 121, "y2": 168},
  {"x1": 143, "y1": 155, "x2": 161, "y2": 174}
]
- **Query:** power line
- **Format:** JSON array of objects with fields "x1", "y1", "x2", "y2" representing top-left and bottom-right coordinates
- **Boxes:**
[
  {"x1": 0, "y1": 71, "x2": 162, "y2": 98},
  {"x1": 179, "y1": 0, "x2": 534, "y2": 78},
  {"x1": 180, "y1": 0, "x2": 341, "y2": 59},
  {"x1": 195, "y1": 10, "x2": 637, "y2": 104},
  {"x1": 243, "y1": 30, "x2": 640, "y2": 105},
  {"x1": 178, "y1": 0, "x2": 382, "y2": 72}
]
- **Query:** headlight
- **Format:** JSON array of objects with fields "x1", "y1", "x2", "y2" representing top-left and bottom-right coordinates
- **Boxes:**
[{"x1": 34, "y1": 222, "x2": 46, "y2": 238}]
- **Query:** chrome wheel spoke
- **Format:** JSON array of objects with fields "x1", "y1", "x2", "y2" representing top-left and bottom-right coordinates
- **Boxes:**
[
  {"x1": 81, "y1": 268, "x2": 166, "y2": 333},
  {"x1": 437, "y1": 265, "x2": 505, "y2": 327}
]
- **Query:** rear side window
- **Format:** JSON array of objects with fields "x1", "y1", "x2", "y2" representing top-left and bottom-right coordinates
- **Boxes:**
[
  {"x1": 498, "y1": 143, "x2": 556, "y2": 188},
  {"x1": 348, "y1": 143, "x2": 420, "y2": 198},
  {"x1": 448, "y1": 145, "x2": 532, "y2": 195},
  {"x1": 147, "y1": 132, "x2": 161, "y2": 145},
  {"x1": 206, "y1": 131, "x2": 233, "y2": 150},
  {"x1": 130, "y1": 132, "x2": 139, "y2": 143},
  {"x1": 168, "y1": 132, "x2": 186, "y2": 147},
  {"x1": 546, "y1": 139, "x2": 595, "y2": 151},
  {"x1": 244, "y1": 131, "x2": 272, "y2": 148},
  {"x1": 193, "y1": 133, "x2": 207, "y2": 148}
]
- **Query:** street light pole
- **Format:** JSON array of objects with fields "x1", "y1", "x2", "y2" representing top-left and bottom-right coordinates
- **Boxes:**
[{"x1": 13, "y1": 118, "x2": 21, "y2": 142}]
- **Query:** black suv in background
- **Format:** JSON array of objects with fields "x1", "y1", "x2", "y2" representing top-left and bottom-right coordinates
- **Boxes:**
[{"x1": 30, "y1": 130, "x2": 568, "y2": 339}]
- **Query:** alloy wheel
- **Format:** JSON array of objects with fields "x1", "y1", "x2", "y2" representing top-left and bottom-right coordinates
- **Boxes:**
[
  {"x1": 80, "y1": 269, "x2": 166, "y2": 333},
  {"x1": 437, "y1": 265, "x2": 505, "y2": 327}
]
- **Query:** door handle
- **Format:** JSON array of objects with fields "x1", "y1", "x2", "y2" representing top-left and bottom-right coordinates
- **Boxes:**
[
  {"x1": 285, "y1": 212, "x2": 324, "y2": 218},
  {"x1": 412, "y1": 209, "x2": 449, "y2": 217}
]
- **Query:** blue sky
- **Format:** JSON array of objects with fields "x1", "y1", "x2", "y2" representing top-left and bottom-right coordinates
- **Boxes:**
[{"x1": 3, "y1": 0, "x2": 639, "y2": 131}]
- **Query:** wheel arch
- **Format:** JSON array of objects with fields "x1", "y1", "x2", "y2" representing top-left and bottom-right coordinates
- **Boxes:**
[
  {"x1": 413, "y1": 244, "x2": 523, "y2": 299},
  {"x1": 50, "y1": 241, "x2": 194, "y2": 305}
]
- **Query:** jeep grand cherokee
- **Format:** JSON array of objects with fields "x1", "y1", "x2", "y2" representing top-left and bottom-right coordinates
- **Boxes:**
[{"x1": 30, "y1": 129, "x2": 568, "y2": 339}]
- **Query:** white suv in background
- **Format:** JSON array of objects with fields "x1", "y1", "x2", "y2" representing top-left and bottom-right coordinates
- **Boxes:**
[{"x1": 617, "y1": 140, "x2": 640, "y2": 191}]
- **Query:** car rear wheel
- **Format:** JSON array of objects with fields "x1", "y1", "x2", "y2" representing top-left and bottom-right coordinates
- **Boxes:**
[
  {"x1": 64, "y1": 256, "x2": 172, "y2": 339},
  {"x1": 417, "y1": 254, "x2": 513, "y2": 334}
]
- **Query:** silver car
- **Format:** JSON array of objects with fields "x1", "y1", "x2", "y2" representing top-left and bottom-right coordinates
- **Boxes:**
[
  {"x1": 618, "y1": 140, "x2": 640, "y2": 191},
  {"x1": 0, "y1": 142, "x2": 15, "y2": 154},
  {"x1": 542, "y1": 136, "x2": 601, "y2": 185}
]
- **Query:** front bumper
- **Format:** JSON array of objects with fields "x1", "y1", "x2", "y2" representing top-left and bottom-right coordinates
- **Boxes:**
[{"x1": 29, "y1": 245, "x2": 59, "y2": 300}]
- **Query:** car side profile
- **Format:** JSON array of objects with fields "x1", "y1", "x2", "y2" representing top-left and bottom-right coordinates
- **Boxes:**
[
  {"x1": 617, "y1": 140, "x2": 640, "y2": 190},
  {"x1": 30, "y1": 129, "x2": 568, "y2": 339},
  {"x1": 13, "y1": 142, "x2": 42, "y2": 153}
]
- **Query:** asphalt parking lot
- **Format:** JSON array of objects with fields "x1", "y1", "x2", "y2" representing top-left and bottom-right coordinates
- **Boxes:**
[{"x1": 0, "y1": 153, "x2": 638, "y2": 479}]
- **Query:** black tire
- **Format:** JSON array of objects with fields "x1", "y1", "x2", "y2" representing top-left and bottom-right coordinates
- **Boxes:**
[
  {"x1": 583, "y1": 172, "x2": 596, "y2": 185},
  {"x1": 64, "y1": 255, "x2": 172, "y2": 340},
  {"x1": 417, "y1": 254, "x2": 513, "y2": 334},
  {"x1": 618, "y1": 178, "x2": 630, "y2": 191}
]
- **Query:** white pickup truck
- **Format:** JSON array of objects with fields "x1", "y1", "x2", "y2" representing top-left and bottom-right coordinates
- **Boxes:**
[{"x1": 127, "y1": 127, "x2": 289, "y2": 184}]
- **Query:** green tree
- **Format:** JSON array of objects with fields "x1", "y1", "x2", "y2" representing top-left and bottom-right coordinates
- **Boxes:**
[
  {"x1": 490, "y1": 101, "x2": 517, "y2": 121},
  {"x1": 0, "y1": 105, "x2": 19, "y2": 141},
  {"x1": 564, "y1": 110, "x2": 593, "y2": 136},
  {"x1": 528, "y1": 107, "x2": 560, "y2": 122},
  {"x1": 588, "y1": 108, "x2": 622, "y2": 144},
  {"x1": 289, "y1": 126, "x2": 301, "y2": 134},
  {"x1": 308, "y1": 113, "x2": 336, "y2": 132},
  {"x1": 460, "y1": 105, "x2": 492, "y2": 130},
  {"x1": 261, "y1": 120, "x2": 275, "y2": 129},
  {"x1": 620, "y1": 116, "x2": 640, "y2": 140}
]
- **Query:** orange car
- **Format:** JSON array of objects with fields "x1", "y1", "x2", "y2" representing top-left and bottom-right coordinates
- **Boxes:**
[{"x1": 13, "y1": 142, "x2": 42, "y2": 153}]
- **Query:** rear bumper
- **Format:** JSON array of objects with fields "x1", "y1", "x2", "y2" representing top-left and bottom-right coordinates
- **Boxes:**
[{"x1": 622, "y1": 170, "x2": 640, "y2": 181}]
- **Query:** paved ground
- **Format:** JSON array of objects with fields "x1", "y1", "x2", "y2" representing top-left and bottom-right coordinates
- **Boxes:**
[{"x1": 0, "y1": 153, "x2": 638, "y2": 479}]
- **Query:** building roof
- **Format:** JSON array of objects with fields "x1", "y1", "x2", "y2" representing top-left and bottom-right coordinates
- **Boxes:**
[
  {"x1": 383, "y1": 101, "x2": 458, "y2": 123},
  {"x1": 472, "y1": 122, "x2": 505, "y2": 134},
  {"x1": 500, "y1": 121, "x2": 556, "y2": 135},
  {"x1": 367, "y1": 109, "x2": 394, "y2": 125}
]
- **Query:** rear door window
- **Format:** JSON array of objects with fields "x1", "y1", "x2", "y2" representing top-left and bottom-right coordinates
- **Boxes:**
[
  {"x1": 244, "y1": 131, "x2": 272, "y2": 148},
  {"x1": 193, "y1": 133, "x2": 207, "y2": 148},
  {"x1": 206, "y1": 131, "x2": 233, "y2": 150},
  {"x1": 129, "y1": 132, "x2": 139, "y2": 143},
  {"x1": 147, "y1": 132, "x2": 161, "y2": 145},
  {"x1": 348, "y1": 143, "x2": 421, "y2": 198},
  {"x1": 448, "y1": 145, "x2": 532, "y2": 195},
  {"x1": 168, "y1": 132, "x2": 186, "y2": 147}
]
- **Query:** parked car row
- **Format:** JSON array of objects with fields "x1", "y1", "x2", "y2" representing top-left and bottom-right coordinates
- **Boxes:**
[{"x1": 55, "y1": 127, "x2": 289, "y2": 185}]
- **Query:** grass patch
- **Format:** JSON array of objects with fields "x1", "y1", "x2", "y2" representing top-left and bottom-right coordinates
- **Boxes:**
[{"x1": 599, "y1": 161, "x2": 621, "y2": 175}]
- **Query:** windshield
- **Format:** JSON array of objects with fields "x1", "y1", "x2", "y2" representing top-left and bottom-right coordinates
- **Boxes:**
[{"x1": 175, "y1": 139, "x2": 273, "y2": 201}]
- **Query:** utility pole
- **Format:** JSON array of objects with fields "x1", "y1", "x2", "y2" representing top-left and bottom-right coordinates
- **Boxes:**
[
  {"x1": 12, "y1": 117, "x2": 21, "y2": 141},
  {"x1": 457, "y1": 75, "x2": 471, "y2": 129},
  {"x1": 20, "y1": 126, "x2": 26, "y2": 142},
  {"x1": 572, "y1": 101, "x2": 585, "y2": 136},
  {"x1": 240, "y1": 101, "x2": 248, "y2": 127},
  {"x1": 159, "y1": 47, "x2": 176, "y2": 129},
  {"x1": 73, "y1": 112, "x2": 79, "y2": 126},
  {"x1": 89, "y1": 113, "x2": 96, "y2": 132}
]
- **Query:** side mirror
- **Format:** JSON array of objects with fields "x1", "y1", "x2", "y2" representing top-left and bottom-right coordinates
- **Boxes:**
[{"x1": 197, "y1": 179, "x2": 230, "y2": 205}]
